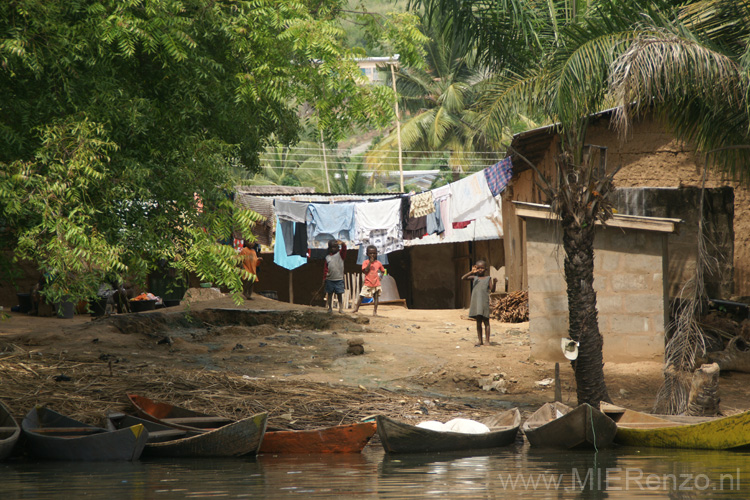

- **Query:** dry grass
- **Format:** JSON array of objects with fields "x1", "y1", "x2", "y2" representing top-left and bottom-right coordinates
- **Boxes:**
[{"x1": 0, "y1": 346, "x2": 501, "y2": 429}]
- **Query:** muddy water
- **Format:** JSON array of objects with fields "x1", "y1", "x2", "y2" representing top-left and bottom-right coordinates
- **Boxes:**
[{"x1": 3, "y1": 446, "x2": 750, "y2": 499}]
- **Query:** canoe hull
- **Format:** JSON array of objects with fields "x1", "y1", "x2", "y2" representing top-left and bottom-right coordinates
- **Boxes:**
[
  {"x1": 609, "y1": 407, "x2": 750, "y2": 450},
  {"x1": 128, "y1": 394, "x2": 267, "y2": 456},
  {"x1": 0, "y1": 401, "x2": 20, "y2": 460},
  {"x1": 109, "y1": 413, "x2": 268, "y2": 457},
  {"x1": 377, "y1": 409, "x2": 521, "y2": 454},
  {"x1": 22, "y1": 407, "x2": 147, "y2": 461},
  {"x1": 523, "y1": 403, "x2": 616, "y2": 449},
  {"x1": 259, "y1": 422, "x2": 377, "y2": 454}
]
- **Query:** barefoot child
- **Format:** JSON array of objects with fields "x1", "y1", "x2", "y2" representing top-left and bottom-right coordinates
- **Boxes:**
[
  {"x1": 324, "y1": 239, "x2": 347, "y2": 313},
  {"x1": 352, "y1": 245, "x2": 384, "y2": 316},
  {"x1": 461, "y1": 260, "x2": 498, "y2": 346}
]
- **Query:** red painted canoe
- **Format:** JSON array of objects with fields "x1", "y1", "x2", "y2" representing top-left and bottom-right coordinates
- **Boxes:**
[{"x1": 259, "y1": 421, "x2": 377, "y2": 454}]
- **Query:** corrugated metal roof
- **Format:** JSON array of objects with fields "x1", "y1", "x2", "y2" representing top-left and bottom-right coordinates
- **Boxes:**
[{"x1": 235, "y1": 185, "x2": 315, "y2": 195}]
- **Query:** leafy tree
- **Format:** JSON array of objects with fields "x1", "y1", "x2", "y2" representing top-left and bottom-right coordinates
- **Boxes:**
[{"x1": 0, "y1": 0, "x2": 423, "y2": 305}]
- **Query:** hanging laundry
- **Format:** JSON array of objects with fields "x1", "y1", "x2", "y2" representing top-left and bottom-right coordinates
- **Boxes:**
[
  {"x1": 273, "y1": 220, "x2": 306, "y2": 271},
  {"x1": 401, "y1": 196, "x2": 427, "y2": 240},
  {"x1": 484, "y1": 157, "x2": 513, "y2": 196},
  {"x1": 291, "y1": 222, "x2": 307, "y2": 256},
  {"x1": 408, "y1": 191, "x2": 435, "y2": 218},
  {"x1": 354, "y1": 198, "x2": 403, "y2": 256},
  {"x1": 449, "y1": 171, "x2": 495, "y2": 224},
  {"x1": 274, "y1": 200, "x2": 309, "y2": 223},
  {"x1": 306, "y1": 202, "x2": 356, "y2": 248},
  {"x1": 426, "y1": 199, "x2": 444, "y2": 235},
  {"x1": 404, "y1": 215, "x2": 428, "y2": 240},
  {"x1": 453, "y1": 221, "x2": 472, "y2": 229},
  {"x1": 431, "y1": 185, "x2": 453, "y2": 238},
  {"x1": 355, "y1": 198, "x2": 401, "y2": 235},
  {"x1": 279, "y1": 220, "x2": 295, "y2": 256}
]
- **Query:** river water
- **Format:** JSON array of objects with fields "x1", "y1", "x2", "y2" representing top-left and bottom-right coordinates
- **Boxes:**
[{"x1": 3, "y1": 444, "x2": 750, "y2": 499}]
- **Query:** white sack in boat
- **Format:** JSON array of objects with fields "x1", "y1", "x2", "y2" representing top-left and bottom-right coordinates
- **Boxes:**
[
  {"x1": 445, "y1": 418, "x2": 490, "y2": 434},
  {"x1": 417, "y1": 420, "x2": 448, "y2": 431}
]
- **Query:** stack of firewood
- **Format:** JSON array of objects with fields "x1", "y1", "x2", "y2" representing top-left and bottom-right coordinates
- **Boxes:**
[{"x1": 490, "y1": 291, "x2": 529, "y2": 323}]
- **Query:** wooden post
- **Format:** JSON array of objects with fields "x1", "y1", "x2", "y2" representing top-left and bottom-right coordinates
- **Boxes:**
[
  {"x1": 554, "y1": 363, "x2": 562, "y2": 402},
  {"x1": 288, "y1": 271, "x2": 294, "y2": 304}
]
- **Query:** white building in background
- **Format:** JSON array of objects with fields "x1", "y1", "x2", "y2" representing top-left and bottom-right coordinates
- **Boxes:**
[{"x1": 355, "y1": 55, "x2": 398, "y2": 85}]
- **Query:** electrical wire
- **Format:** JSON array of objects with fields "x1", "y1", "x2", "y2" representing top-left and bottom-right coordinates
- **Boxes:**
[{"x1": 267, "y1": 146, "x2": 508, "y2": 155}]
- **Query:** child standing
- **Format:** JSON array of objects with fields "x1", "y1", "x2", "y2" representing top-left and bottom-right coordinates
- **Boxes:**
[
  {"x1": 461, "y1": 260, "x2": 498, "y2": 346},
  {"x1": 240, "y1": 241, "x2": 262, "y2": 300},
  {"x1": 352, "y1": 245, "x2": 385, "y2": 316},
  {"x1": 324, "y1": 239, "x2": 347, "y2": 313}
]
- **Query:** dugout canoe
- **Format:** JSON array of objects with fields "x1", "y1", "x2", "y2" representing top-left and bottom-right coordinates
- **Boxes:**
[
  {"x1": 0, "y1": 400, "x2": 20, "y2": 460},
  {"x1": 128, "y1": 394, "x2": 267, "y2": 456},
  {"x1": 522, "y1": 402, "x2": 616, "y2": 449},
  {"x1": 108, "y1": 412, "x2": 267, "y2": 458},
  {"x1": 21, "y1": 406, "x2": 147, "y2": 461},
  {"x1": 376, "y1": 409, "x2": 521, "y2": 454},
  {"x1": 259, "y1": 421, "x2": 377, "y2": 454},
  {"x1": 601, "y1": 403, "x2": 750, "y2": 450}
]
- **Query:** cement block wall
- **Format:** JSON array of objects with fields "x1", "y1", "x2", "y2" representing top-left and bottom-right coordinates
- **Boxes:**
[{"x1": 526, "y1": 218, "x2": 667, "y2": 363}]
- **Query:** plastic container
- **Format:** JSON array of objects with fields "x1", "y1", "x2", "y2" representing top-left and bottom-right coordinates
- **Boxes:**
[
  {"x1": 130, "y1": 299, "x2": 157, "y2": 312},
  {"x1": 163, "y1": 299, "x2": 181, "y2": 307}
]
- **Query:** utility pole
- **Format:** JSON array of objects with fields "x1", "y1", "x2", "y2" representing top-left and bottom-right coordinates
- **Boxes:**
[
  {"x1": 389, "y1": 55, "x2": 404, "y2": 192},
  {"x1": 320, "y1": 129, "x2": 331, "y2": 192}
]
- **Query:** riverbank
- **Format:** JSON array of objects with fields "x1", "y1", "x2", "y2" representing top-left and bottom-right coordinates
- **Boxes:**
[{"x1": 1, "y1": 292, "x2": 748, "y2": 428}]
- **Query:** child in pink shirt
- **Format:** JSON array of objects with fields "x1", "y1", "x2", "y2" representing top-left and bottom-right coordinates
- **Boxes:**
[{"x1": 352, "y1": 245, "x2": 385, "y2": 316}]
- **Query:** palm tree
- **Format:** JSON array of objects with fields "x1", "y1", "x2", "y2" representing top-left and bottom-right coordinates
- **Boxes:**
[
  {"x1": 365, "y1": 11, "x2": 503, "y2": 179},
  {"x1": 606, "y1": 0, "x2": 750, "y2": 413},
  {"x1": 417, "y1": 0, "x2": 750, "y2": 407}
]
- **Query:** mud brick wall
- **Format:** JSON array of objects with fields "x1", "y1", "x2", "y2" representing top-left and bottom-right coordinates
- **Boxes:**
[{"x1": 525, "y1": 217, "x2": 668, "y2": 363}]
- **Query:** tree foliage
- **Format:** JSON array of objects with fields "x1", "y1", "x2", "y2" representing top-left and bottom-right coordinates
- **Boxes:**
[{"x1": 0, "y1": 0, "x2": 423, "y2": 304}]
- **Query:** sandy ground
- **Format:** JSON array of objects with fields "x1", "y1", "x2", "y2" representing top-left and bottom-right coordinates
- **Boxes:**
[{"x1": 2, "y1": 290, "x2": 749, "y2": 422}]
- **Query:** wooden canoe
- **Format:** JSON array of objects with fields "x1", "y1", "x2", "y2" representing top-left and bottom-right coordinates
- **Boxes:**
[
  {"x1": 601, "y1": 403, "x2": 750, "y2": 450},
  {"x1": 21, "y1": 406, "x2": 148, "y2": 461},
  {"x1": 0, "y1": 400, "x2": 20, "y2": 460},
  {"x1": 376, "y1": 409, "x2": 521, "y2": 454},
  {"x1": 128, "y1": 394, "x2": 267, "y2": 456},
  {"x1": 259, "y1": 421, "x2": 377, "y2": 454},
  {"x1": 522, "y1": 402, "x2": 616, "y2": 449}
]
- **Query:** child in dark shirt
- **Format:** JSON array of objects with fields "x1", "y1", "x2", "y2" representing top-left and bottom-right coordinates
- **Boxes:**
[
  {"x1": 324, "y1": 239, "x2": 346, "y2": 313},
  {"x1": 461, "y1": 260, "x2": 498, "y2": 346}
]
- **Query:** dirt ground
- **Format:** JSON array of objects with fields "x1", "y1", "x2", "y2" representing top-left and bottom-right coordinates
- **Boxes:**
[{"x1": 2, "y1": 290, "x2": 749, "y2": 428}]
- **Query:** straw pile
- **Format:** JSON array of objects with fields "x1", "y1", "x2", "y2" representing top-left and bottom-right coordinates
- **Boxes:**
[
  {"x1": 0, "y1": 347, "x2": 501, "y2": 429},
  {"x1": 490, "y1": 291, "x2": 529, "y2": 323}
]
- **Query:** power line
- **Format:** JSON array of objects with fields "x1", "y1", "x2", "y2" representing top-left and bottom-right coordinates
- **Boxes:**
[
  {"x1": 255, "y1": 163, "x2": 494, "y2": 173},
  {"x1": 259, "y1": 146, "x2": 508, "y2": 156}
]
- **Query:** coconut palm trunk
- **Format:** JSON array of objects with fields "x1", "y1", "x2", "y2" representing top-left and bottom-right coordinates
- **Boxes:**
[{"x1": 561, "y1": 210, "x2": 611, "y2": 406}]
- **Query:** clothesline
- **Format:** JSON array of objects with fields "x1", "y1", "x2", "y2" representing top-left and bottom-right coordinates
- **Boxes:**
[{"x1": 235, "y1": 157, "x2": 514, "y2": 271}]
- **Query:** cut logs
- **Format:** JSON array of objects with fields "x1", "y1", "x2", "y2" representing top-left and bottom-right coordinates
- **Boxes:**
[{"x1": 490, "y1": 291, "x2": 529, "y2": 323}]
